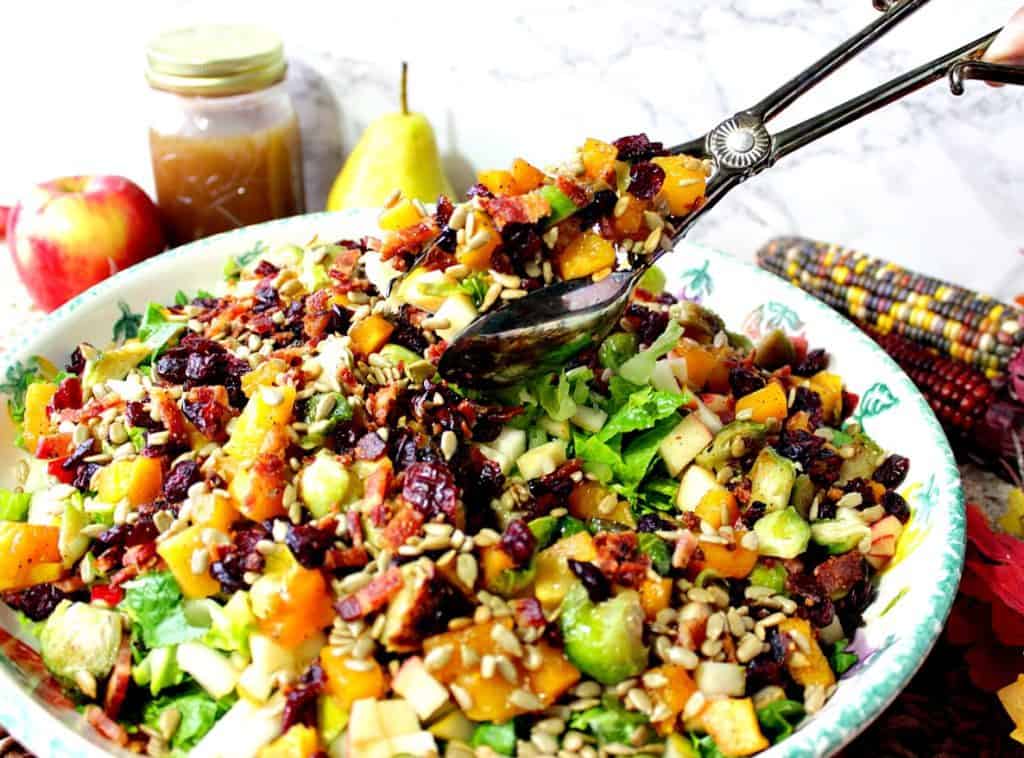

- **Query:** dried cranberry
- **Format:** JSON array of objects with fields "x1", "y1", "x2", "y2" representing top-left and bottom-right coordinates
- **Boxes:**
[
  {"x1": 575, "y1": 190, "x2": 618, "y2": 228},
  {"x1": 182, "y1": 387, "x2": 234, "y2": 441},
  {"x1": 612, "y1": 133, "x2": 665, "y2": 163},
  {"x1": 806, "y1": 446, "x2": 843, "y2": 487},
  {"x1": 389, "y1": 429, "x2": 422, "y2": 472},
  {"x1": 793, "y1": 348, "x2": 829, "y2": 377},
  {"x1": 326, "y1": 304, "x2": 352, "y2": 337},
  {"x1": 568, "y1": 559, "x2": 611, "y2": 603},
  {"x1": 881, "y1": 490, "x2": 910, "y2": 523},
  {"x1": 62, "y1": 439, "x2": 96, "y2": 471},
  {"x1": 72, "y1": 462, "x2": 101, "y2": 491},
  {"x1": 210, "y1": 557, "x2": 246, "y2": 594},
  {"x1": 286, "y1": 523, "x2": 335, "y2": 569},
  {"x1": 842, "y1": 477, "x2": 878, "y2": 506},
  {"x1": 835, "y1": 574, "x2": 874, "y2": 634},
  {"x1": 163, "y1": 460, "x2": 200, "y2": 503},
  {"x1": 637, "y1": 513, "x2": 671, "y2": 533},
  {"x1": 622, "y1": 302, "x2": 669, "y2": 346},
  {"x1": 501, "y1": 223, "x2": 544, "y2": 272},
  {"x1": 745, "y1": 655, "x2": 786, "y2": 692},
  {"x1": 873, "y1": 454, "x2": 910, "y2": 488},
  {"x1": 466, "y1": 183, "x2": 494, "y2": 200},
  {"x1": 125, "y1": 401, "x2": 159, "y2": 430},
  {"x1": 816, "y1": 499, "x2": 838, "y2": 521},
  {"x1": 729, "y1": 366, "x2": 766, "y2": 398},
  {"x1": 628, "y1": 162, "x2": 666, "y2": 200},
  {"x1": 333, "y1": 420, "x2": 364, "y2": 453},
  {"x1": 4, "y1": 584, "x2": 70, "y2": 621},
  {"x1": 281, "y1": 661, "x2": 326, "y2": 732},
  {"x1": 775, "y1": 429, "x2": 824, "y2": 469},
  {"x1": 786, "y1": 572, "x2": 835, "y2": 627},
  {"x1": 66, "y1": 346, "x2": 86, "y2": 375},
  {"x1": 434, "y1": 195, "x2": 454, "y2": 226},
  {"x1": 500, "y1": 519, "x2": 536, "y2": 567},
  {"x1": 403, "y1": 461, "x2": 458, "y2": 521},
  {"x1": 51, "y1": 376, "x2": 82, "y2": 411},
  {"x1": 253, "y1": 260, "x2": 279, "y2": 277},
  {"x1": 186, "y1": 352, "x2": 226, "y2": 386},
  {"x1": 452, "y1": 447, "x2": 505, "y2": 511},
  {"x1": 253, "y1": 283, "x2": 280, "y2": 314},
  {"x1": 433, "y1": 225, "x2": 458, "y2": 254},
  {"x1": 389, "y1": 305, "x2": 429, "y2": 356},
  {"x1": 739, "y1": 500, "x2": 768, "y2": 529},
  {"x1": 790, "y1": 387, "x2": 824, "y2": 427},
  {"x1": 527, "y1": 460, "x2": 580, "y2": 516}
]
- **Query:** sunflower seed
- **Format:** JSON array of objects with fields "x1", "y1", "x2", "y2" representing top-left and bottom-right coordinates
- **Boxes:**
[
  {"x1": 424, "y1": 645, "x2": 453, "y2": 671},
  {"x1": 510, "y1": 689, "x2": 543, "y2": 711}
]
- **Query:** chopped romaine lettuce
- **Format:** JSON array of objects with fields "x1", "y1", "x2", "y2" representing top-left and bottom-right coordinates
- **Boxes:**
[
  {"x1": 122, "y1": 572, "x2": 209, "y2": 650},
  {"x1": 138, "y1": 303, "x2": 185, "y2": 355},
  {"x1": 597, "y1": 386, "x2": 689, "y2": 441},
  {"x1": 637, "y1": 533, "x2": 671, "y2": 574},
  {"x1": 143, "y1": 683, "x2": 235, "y2": 753},
  {"x1": 756, "y1": 699, "x2": 805, "y2": 743},
  {"x1": 829, "y1": 638, "x2": 858, "y2": 676},
  {"x1": 569, "y1": 694, "x2": 649, "y2": 744},
  {"x1": 618, "y1": 320, "x2": 683, "y2": 385}
]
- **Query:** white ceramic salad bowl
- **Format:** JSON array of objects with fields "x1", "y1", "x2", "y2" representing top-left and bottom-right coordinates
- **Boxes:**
[{"x1": 0, "y1": 210, "x2": 964, "y2": 757}]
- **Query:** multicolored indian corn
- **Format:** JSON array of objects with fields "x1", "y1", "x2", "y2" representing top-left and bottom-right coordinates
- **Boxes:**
[{"x1": 757, "y1": 237, "x2": 1024, "y2": 379}]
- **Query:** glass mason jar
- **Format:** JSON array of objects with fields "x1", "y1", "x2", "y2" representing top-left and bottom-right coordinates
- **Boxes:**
[{"x1": 145, "y1": 25, "x2": 306, "y2": 245}]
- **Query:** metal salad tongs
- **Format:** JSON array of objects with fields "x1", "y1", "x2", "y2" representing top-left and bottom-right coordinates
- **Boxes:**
[{"x1": 438, "y1": 0, "x2": 1024, "y2": 388}]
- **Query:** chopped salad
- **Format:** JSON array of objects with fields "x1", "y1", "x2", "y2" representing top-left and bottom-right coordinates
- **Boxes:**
[{"x1": 0, "y1": 135, "x2": 912, "y2": 758}]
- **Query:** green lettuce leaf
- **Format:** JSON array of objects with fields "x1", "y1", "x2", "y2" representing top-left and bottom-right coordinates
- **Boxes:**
[
  {"x1": 637, "y1": 533, "x2": 671, "y2": 574},
  {"x1": 0, "y1": 488, "x2": 32, "y2": 521},
  {"x1": 143, "y1": 683, "x2": 235, "y2": 753},
  {"x1": 756, "y1": 699, "x2": 805, "y2": 743},
  {"x1": 829, "y1": 638, "x2": 858, "y2": 676},
  {"x1": 597, "y1": 385, "x2": 688, "y2": 441},
  {"x1": 459, "y1": 272, "x2": 491, "y2": 308},
  {"x1": 619, "y1": 413, "x2": 682, "y2": 487},
  {"x1": 470, "y1": 720, "x2": 517, "y2": 756},
  {"x1": 534, "y1": 372, "x2": 577, "y2": 422},
  {"x1": 618, "y1": 320, "x2": 683, "y2": 385},
  {"x1": 138, "y1": 303, "x2": 185, "y2": 356},
  {"x1": 121, "y1": 572, "x2": 209, "y2": 650}
]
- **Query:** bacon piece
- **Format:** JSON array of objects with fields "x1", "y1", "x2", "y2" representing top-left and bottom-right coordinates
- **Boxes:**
[
  {"x1": 814, "y1": 552, "x2": 866, "y2": 599},
  {"x1": 555, "y1": 176, "x2": 589, "y2": 208},
  {"x1": 347, "y1": 510, "x2": 364, "y2": 547},
  {"x1": 381, "y1": 507, "x2": 425, "y2": 551},
  {"x1": 593, "y1": 532, "x2": 649, "y2": 588},
  {"x1": 303, "y1": 289, "x2": 334, "y2": 343},
  {"x1": 182, "y1": 385, "x2": 235, "y2": 442},
  {"x1": 104, "y1": 636, "x2": 132, "y2": 718},
  {"x1": 123, "y1": 542, "x2": 158, "y2": 570},
  {"x1": 329, "y1": 247, "x2": 361, "y2": 280},
  {"x1": 367, "y1": 384, "x2": 401, "y2": 427},
  {"x1": 481, "y1": 193, "x2": 552, "y2": 229},
  {"x1": 86, "y1": 705, "x2": 129, "y2": 746},
  {"x1": 335, "y1": 566, "x2": 404, "y2": 621},
  {"x1": 152, "y1": 389, "x2": 187, "y2": 446},
  {"x1": 327, "y1": 545, "x2": 369, "y2": 571},
  {"x1": 380, "y1": 221, "x2": 438, "y2": 263},
  {"x1": 672, "y1": 530, "x2": 699, "y2": 569}
]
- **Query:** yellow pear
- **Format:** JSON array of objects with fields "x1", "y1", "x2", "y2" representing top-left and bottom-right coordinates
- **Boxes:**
[{"x1": 326, "y1": 63, "x2": 453, "y2": 211}]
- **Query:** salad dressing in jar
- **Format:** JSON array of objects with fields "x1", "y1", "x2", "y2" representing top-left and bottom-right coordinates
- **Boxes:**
[{"x1": 145, "y1": 26, "x2": 305, "y2": 245}]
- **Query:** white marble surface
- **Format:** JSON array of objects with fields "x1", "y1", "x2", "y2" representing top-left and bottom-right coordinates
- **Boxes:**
[{"x1": 2, "y1": 0, "x2": 1023, "y2": 299}]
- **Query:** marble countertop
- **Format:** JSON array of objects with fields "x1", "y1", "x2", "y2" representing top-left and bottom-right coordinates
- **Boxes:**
[{"x1": 2, "y1": 0, "x2": 1022, "y2": 300}]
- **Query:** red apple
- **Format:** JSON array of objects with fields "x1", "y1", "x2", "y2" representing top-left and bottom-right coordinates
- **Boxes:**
[{"x1": 7, "y1": 176, "x2": 166, "y2": 311}]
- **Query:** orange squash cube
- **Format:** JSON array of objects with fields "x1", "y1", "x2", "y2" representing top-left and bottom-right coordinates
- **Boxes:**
[
  {"x1": 695, "y1": 489, "x2": 739, "y2": 530},
  {"x1": 525, "y1": 641, "x2": 581, "y2": 706},
  {"x1": 378, "y1": 198, "x2": 425, "y2": 232},
  {"x1": 568, "y1": 481, "x2": 634, "y2": 526},
  {"x1": 191, "y1": 492, "x2": 239, "y2": 532},
  {"x1": 480, "y1": 545, "x2": 516, "y2": 592},
  {"x1": 94, "y1": 456, "x2": 164, "y2": 507},
  {"x1": 700, "y1": 697, "x2": 770, "y2": 756},
  {"x1": 608, "y1": 195, "x2": 650, "y2": 241},
  {"x1": 735, "y1": 381, "x2": 788, "y2": 424},
  {"x1": 510, "y1": 158, "x2": 546, "y2": 194},
  {"x1": 22, "y1": 382, "x2": 57, "y2": 453},
  {"x1": 241, "y1": 359, "x2": 289, "y2": 398},
  {"x1": 639, "y1": 577, "x2": 674, "y2": 620},
  {"x1": 157, "y1": 525, "x2": 220, "y2": 599},
  {"x1": 349, "y1": 315, "x2": 395, "y2": 357},
  {"x1": 456, "y1": 212, "x2": 500, "y2": 271},
  {"x1": 422, "y1": 618, "x2": 514, "y2": 684},
  {"x1": 258, "y1": 564, "x2": 335, "y2": 649},
  {"x1": 652, "y1": 155, "x2": 707, "y2": 216},
  {"x1": 581, "y1": 138, "x2": 618, "y2": 182},
  {"x1": 477, "y1": 169, "x2": 517, "y2": 196},
  {"x1": 0, "y1": 523, "x2": 61, "y2": 591},
  {"x1": 555, "y1": 232, "x2": 617, "y2": 281},
  {"x1": 230, "y1": 454, "x2": 289, "y2": 522},
  {"x1": 257, "y1": 724, "x2": 319, "y2": 758},
  {"x1": 320, "y1": 647, "x2": 388, "y2": 710},
  {"x1": 671, "y1": 341, "x2": 719, "y2": 391},
  {"x1": 691, "y1": 539, "x2": 758, "y2": 579},
  {"x1": 777, "y1": 617, "x2": 836, "y2": 688},
  {"x1": 226, "y1": 385, "x2": 296, "y2": 459},
  {"x1": 647, "y1": 664, "x2": 698, "y2": 735},
  {"x1": 534, "y1": 532, "x2": 598, "y2": 611}
]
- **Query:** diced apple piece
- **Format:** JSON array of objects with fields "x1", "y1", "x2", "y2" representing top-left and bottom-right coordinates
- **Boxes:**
[
  {"x1": 651, "y1": 359, "x2": 682, "y2": 394},
  {"x1": 539, "y1": 416, "x2": 570, "y2": 440},
  {"x1": 570, "y1": 405, "x2": 608, "y2": 434},
  {"x1": 392, "y1": 657, "x2": 450, "y2": 721},
  {"x1": 694, "y1": 661, "x2": 746, "y2": 697},
  {"x1": 176, "y1": 642, "x2": 239, "y2": 700},
  {"x1": 516, "y1": 440, "x2": 567, "y2": 480},
  {"x1": 348, "y1": 699, "x2": 386, "y2": 752},
  {"x1": 676, "y1": 464, "x2": 718, "y2": 511},
  {"x1": 476, "y1": 444, "x2": 512, "y2": 475},
  {"x1": 376, "y1": 699, "x2": 422, "y2": 738},
  {"x1": 388, "y1": 732, "x2": 439, "y2": 756},
  {"x1": 491, "y1": 427, "x2": 527, "y2": 463},
  {"x1": 866, "y1": 515, "x2": 903, "y2": 570},
  {"x1": 434, "y1": 293, "x2": 478, "y2": 342},
  {"x1": 659, "y1": 414, "x2": 713, "y2": 477},
  {"x1": 427, "y1": 709, "x2": 474, "y2": 742}
]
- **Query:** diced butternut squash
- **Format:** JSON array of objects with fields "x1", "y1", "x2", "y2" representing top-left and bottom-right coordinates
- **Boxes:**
[
  {"x1": 534, "y1": 532, "x2": 598, "y2": 611},
  {"x1": 525, "y1": 640, "x2": 581, "y2": 706},
  {"x1": 22, "y1": 382, "x2": 57, "y2": 453},
  {"x1": 422, "y1": 618, "x2": 514, "y2": 684},
  {"x1": 700, "y1": 697, "x2": 770, "y2": 757},
  {"x1": 257, "y1": 724, "x2": 319, "y2": 758},
  {"x1": 691, "y1": 539, "x2": 758, "y2": 579},
  {"x1": 480, "y1": 545, "x2": 515, "y2": 591},
  {"x1": 581, "y1": 138, "x2": 618, "y2": 182},
  {"x1": 0, "y1": 523, "x2": 62, "y2": 591},
  {"x1": 998, "y1": 675, "x2": 1024, "y2": 743},
  {"x1": 458, "y1": 669, "x2": 519, "y2": 722},
  {"x1": 229, "y1": 454, "x2": 289, "y2": 521},
  {"x1": 777, "y1": 617, "x2": 835, "y2": 688},
  {"x1": 568, "y1": 481, "x2": 635, "y2": 527},
  {"x1": 320, "y1": 647, "x2": 388, "y2": 710},
  {"x1": 608, "y1": 194, "x2": 650, "y2": 241},
  {"x1": 226, "y1": 385, "x2": 296, "y2": 459},
  {"x1": 510, "y1": 158, "x2": 546, "y2": 194},
  {"x1": 378, "y1": 198, "x2": 425, "y2": 232},
  {"x1": 639, "y1": 577, "x2": 674, "y2": 620},
  {"x1": 735, "y1": 382, "x2": 788, "y2": 424},
  {"x1": 477, "y1": 169, "x2": 517, "y2": 196},
  {"x1": 157, "y1": 525, "x2": 220, "y2": 599},
  {"x1": 808, "y1": 371, "x2": 843, "y2": 423},
  {"x1": 241, "y1": 359, "x2": 289, "y2": 398},
  {"x1": 94, "y1": 456, "x2": 163, "y2": 507},
  {"x1": 671, "y1": 342, "x2": 719, "y2": 391},
  {"x1": 456, "y1": 212, "x2": 500, "y2": 271},
  {"x1": 257, "y1": 562, "x2": 334, "y2": 649},
  {"x1": 349, "y1": 315, "x2": 395, "y2": 357},
  {"x1": 191, "y1": 492, "x2": 239, "y2": 532},
  {"x1": 652, "y1": 156, "x2": 707, "y2": 217},
  {"x1": 647, "y1": 664, "x2": 698, "y2": 735},
  {"x1": 695, "y1": 489, "x2": 739, "y2": 530},
  {"x1": 555, "y1": 231, "x2": 616, "y2": 281}
]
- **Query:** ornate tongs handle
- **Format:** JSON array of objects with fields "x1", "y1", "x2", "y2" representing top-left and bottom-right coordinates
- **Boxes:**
[{"x1": 662, "y1": 0, "x2": 1024, "y2": 246}]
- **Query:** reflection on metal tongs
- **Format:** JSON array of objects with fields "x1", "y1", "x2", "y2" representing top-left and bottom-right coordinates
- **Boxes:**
[{"x1": 439, "y1": 0, "x2": 1024, "y2": 388}]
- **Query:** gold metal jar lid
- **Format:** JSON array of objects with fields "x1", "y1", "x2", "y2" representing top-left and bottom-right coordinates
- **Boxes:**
[{"x1": 145, "y1": 25, "x2": 286, "y2": 97}]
